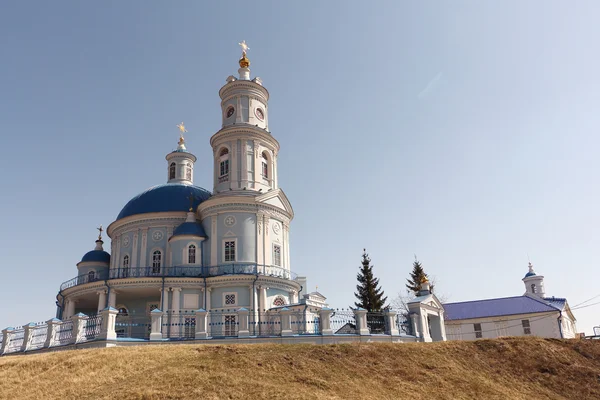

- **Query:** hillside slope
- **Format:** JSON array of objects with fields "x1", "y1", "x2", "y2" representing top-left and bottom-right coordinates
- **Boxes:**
[{"x1": 0, "y1": 337, "x2": 599, "y2": 400}]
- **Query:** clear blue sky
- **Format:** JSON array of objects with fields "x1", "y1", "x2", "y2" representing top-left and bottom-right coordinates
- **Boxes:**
[{"x1": 1, "y1": 2, "x2": 598, "y2": 334}]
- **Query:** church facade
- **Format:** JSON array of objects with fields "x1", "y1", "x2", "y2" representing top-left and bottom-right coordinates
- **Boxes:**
[{"x1": 58, "y1": 46, "x2": 302, "y2": 330}]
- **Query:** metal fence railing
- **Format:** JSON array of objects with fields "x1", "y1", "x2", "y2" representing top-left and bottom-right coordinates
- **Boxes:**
[
  {"x1": 60, "y1": 264, "x2": 298, "y2": 290},
  {"x1": 208, "y1": 309, "x2": 239, "y2": 338},
  {"x1": 115, "y1": 316, "x2": 151, "y2": 339},
  {"x1": 83, "y1": 315, "x2": 102, "y2": 341},
  {"x1": 163, "y1": 311, "x2": 196, "y2": 340},
  {"x1": 330, "y1": 309, "x2": 357, "y2": 334},
  {"x1": 56, "y1": 320, "x2": 74, "y2": 346}
]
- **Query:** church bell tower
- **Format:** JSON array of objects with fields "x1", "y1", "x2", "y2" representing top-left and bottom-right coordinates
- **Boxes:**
[{"x1": 211, "y1": 41, "x2": 279, "y2": 194}]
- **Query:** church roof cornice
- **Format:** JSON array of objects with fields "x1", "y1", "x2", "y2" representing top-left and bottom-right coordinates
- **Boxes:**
[{"x1": 210, "y1": 125, "x2": 280, "y2": 150}]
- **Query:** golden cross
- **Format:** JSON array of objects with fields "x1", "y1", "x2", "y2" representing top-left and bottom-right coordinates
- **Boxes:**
[
  {"x1": 238, "y1": 40, "x2": 249, "y2": 56},
  {"x1": 97, "y1": 225, "x2": 103, "y2": 240}
]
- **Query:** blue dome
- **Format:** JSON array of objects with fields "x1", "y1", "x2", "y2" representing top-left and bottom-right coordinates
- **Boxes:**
[
  {"x1": 172, "y1": 222, "x2": 207, "y2": 238},
  {"x1": 524, "y1": 271, "x2": 537, "y2": 278},
  {"x1": 117, "y1": 183, "x2": 212, "y2": 220},
  {"x1": 81, "y1": 250, "x2": 111, "y2": 263}
]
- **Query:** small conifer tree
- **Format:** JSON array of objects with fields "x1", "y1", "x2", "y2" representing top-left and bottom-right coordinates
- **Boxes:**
[
  {"x1": 406, "y1": 256, "x2": 433, "y2": 296},
  {"x1": 354, "y1": 249, "x2": 387, "y2": 311}
]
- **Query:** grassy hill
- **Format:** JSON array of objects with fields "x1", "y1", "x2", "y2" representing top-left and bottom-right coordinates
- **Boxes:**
[{"x1": 1, "y1": 337, "x2": 599, "y2": 399}]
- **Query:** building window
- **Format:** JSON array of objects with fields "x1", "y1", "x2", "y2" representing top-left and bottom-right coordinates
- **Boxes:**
[
  {"x1": 273, "y1": 244, "x2": 281, "y2": 266},
  {"x1": 218, "y1": 148, "x2": 230, "y2": 183},
  {"x1": 188, "y1": 244, "x2": 196, "y2": 264},
  {"x1": 531, "y1": 284, "x2": 536, "y2": 294},
  {"x1": 220, "y1": 160, "x2": 229, "y2": 177},
  {"x1": 88, "y1": 270, "x2": 96, "y2": 282},
  {"x1": 122, "y1": 255, "x2": 130, "y2": 277},
  {"x1": 522, "y1": 319, "x2": 531, "y2": 335},
  {"x1": 152, "y1": 250, "x2": 162, "y2": 274},
  {"x1": 224, "y1": 240, "x2": 236, "y2": 262},
  {"x1": 224, "y1": 315, "x2": 236, "y2": 336},
  {"x1": 474, "y1": 323, "x2": 482, "y2": 339},
  {"x1": 261, "y1": 152, "x2": 269, "y2": 179},
  {"x1": 118, "y1": 307, "x2": 129, "y2": 316},
  {"x1": 169, "y1": 162, "x2": 176, "y2": 180},
  {"x1": 273, "y1": 296, "x2": 286, "y2": 307},
  {"x1": 185, "y1": 163, "x2": 192, "y2": 180},
  {"x1": 224, "y1": 293, "x2": 237, "y2": 306}
]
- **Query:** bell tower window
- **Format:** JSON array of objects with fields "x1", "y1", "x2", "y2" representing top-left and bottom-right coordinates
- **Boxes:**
[
  {"x1": 169, "y1": 162, "x2": 176, "y2": 180},
  {"x1": 218, "y1": 148, "x2": 230, "y2": 183},
  {"x1": 531, "y1": 283, "x2": 536, "y2": 294},
  {"x1": 261, "y1": 152, "x2": 268, "y2": 179},
  {"x1": 152, "y1": 250, "x2": 162, "y2": 274},
  {"x1": 188, "y1": 244, "x2": 196, "y2": 264},
  {"x1": 185, "y1": 163, "x2": 192, "y2": 181}
]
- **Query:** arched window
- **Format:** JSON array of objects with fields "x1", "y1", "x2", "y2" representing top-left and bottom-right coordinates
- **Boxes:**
[
  {"x1": 122, "y1": 255, "x2": 130, "y2": 278},
  {"x1": 117, "y1": 306, "x2": 129, "y2": 316},
  {"x1": 185, "y1": 163, "x2": 192, "y2": 180},
  {"x1": 219, "y1": 148, "x2": 229, "y2": 183},
  {"x1": 169, "y1": 162, "x2": 176, "y2": 180},
  {"x1": 88, "y1": 270, "x2": 96, "y2": 282},
  {"x1": 261, "y1": 151, "x2": 269, "y2": 179},
  {"x1": 152, "y1": 250, "x2": 162, "y2": 274},
  {"x1": 188, "y1": 244, "x2": 196, "y2": 264},
  {"x1": 273, "y1": 296, "x2": 286, "y2": 307},
  {"x1": 531, "y1": 283, "x2": 536, "y2": 294}
]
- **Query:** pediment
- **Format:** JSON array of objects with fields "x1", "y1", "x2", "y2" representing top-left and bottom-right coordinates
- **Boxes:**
[{"x1": 256, "y1": 189, "x2": 294, "y2": 217}]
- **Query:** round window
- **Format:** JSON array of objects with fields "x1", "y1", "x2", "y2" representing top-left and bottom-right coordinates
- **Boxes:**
[
  {"x1": 255, "y1": 108, "x2": 265, "y2": 121},
  {"x1": 226, "y1": 106, "x2": 235, "y2": 118}
]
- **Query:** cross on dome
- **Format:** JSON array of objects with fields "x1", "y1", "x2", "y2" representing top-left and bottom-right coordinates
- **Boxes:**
[
  {"x1": 96, "y1": 225, "x2": 103, "y2": 240},
  {"x1": 238, "y1": 40, "x2": 249, "y2": 55}
]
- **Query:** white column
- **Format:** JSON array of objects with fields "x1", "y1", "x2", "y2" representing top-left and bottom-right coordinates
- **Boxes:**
[
  {"x1": 140, "y1": 228, "x2": 148, "y2": 267},
  {"x1": 284, "y1": 223, "x2": 290, "y2": 272},
  {"x1": 108, "y1": 290, "x2": 117, "y2": 309},
  {"x1": 171, "y1": 288, "x2": 181, "y2": 337},
  {"x1": 115, "y1": 235, "x2": 121, "y2": 271},
  {"x1": 241, "y1": 140, "x2": 248, "y2": 189},
  {"x1": 248, "y1": 286, "x2": 254, "y2": 310},
  {"x1": 211, "y1": 216, "x2": 218, "y2": 266},
  {"x1": 289, "y1": 290, "x2": 297, "y2": 304},
  {"x1": 237, "y1": 308, "x2": 250, "y2": 337},
  {"x1": 206, "y1": 288, "x2": 212, "y2": 311},
  {"x1": 97, "y1": 290, "x2": 107, "y2": 313},
  {"x1": 230, "y1": 142, "x2": 238, "y2": 190},
  {"x1": 257, "y1": 214, "x2": 264, "y2": 267},
  {"x1": 160, "y1": 287, "x2": 169, "y2": 312},
  {"x1": 319, "y1": 308, "x2": 334, "y2": 335},
  {"x1": 264, "y1": 217, "x2": 271, "y2": 267},
  {"x1": 131, "y1": 231, "x2": 139, "y2": 268},
  {"x1": 66, "y1": 299, "x2": 76, "y2": 319},
  {"x1": 259, "y1": 286, "x2": 268, "y2": 311},
  {"x1": 273, "y1": 154, "x2": 278, "y2": 189},
  {"x1": 195, "y1": 309, "x2": 208, "y2": 339}
]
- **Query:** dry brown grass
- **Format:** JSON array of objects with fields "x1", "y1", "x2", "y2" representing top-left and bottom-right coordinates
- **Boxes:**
[{"x1": 0, "y1": 337, "x2": 599, "y2": 399}]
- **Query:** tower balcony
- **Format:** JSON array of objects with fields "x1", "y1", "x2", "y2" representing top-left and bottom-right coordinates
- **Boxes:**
[{"x1": 60, "y1": 264, "x2": 297, "y2": 291}]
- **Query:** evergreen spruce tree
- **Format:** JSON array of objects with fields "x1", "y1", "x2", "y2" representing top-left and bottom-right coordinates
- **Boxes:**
[
  {"x1": 354, "y1": 249, "x2": 387, "y2": 311},
  {"x1": 406, "y1": 256, "x2": 433, "y2": 296}
]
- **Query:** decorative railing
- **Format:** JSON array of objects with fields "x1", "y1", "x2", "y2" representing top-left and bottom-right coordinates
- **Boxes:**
[
  {"x1": 60, "y1": 263, "x2": 298, "y2": 291},
  {"x1": 4, "y1": 327, "x2": 24, "y2": 354},
  {"x1": 28, "y1": 323, "x2": 48, "y2": 351},
  {"x1": 56, "y1": 320, "x2": 74, "y2": 346},
  {"x1": 1, "y1": 308, "x2": 414, "y2": 356}
]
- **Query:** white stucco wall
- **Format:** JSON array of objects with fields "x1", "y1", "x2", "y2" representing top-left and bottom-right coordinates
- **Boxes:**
[{"x1": 445, "y1": 311, "x2": 563, "y2": 341}]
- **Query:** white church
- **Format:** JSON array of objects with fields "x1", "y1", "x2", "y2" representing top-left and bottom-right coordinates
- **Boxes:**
[{"x1": 0, "y1": 43, "x2": 577, "y2": 355}]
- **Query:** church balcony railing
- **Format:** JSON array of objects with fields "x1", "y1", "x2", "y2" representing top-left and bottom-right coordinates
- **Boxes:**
[{"x1": 60, "y1": 264, "x2": 297, "y2": 291}]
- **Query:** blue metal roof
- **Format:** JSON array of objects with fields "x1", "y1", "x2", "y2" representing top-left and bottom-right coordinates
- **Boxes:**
[
  {"x1": 524, "y1": 271, "x2": 537, "y2": 278},
  {"x1": 116, "y1": 183, "x2": 211, "y2": 220},
  {"x1": 172, "y1": 222, "x2": 207, "y2": 238},
  {"x1": 544, "y1": 297, "x2": 566, "y2": 311},
  {"x1": 443, "y1": 296, "x2": 560, "y2": 321},
  {"x1": 81, "y1": 250, "x2": 110, "y2": 263}
]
